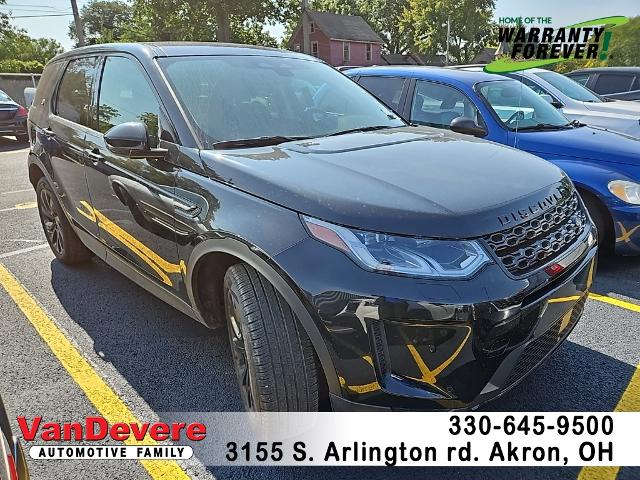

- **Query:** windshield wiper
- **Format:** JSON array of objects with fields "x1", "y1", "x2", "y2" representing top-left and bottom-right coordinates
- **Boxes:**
[
  {"x1": 517, "y1": 123, "x2": 573, "y2": 131},
  {"x1": 326, "y1": 125, "x2": 396, "y2": 137},
  {"x1": 212, "y1": 135, "x2": 310, "y2": 149}
]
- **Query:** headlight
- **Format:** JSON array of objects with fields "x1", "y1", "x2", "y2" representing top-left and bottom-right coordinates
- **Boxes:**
[
  {"x1": 608, "y1": 180, "x2": 640, "y2": 205},
  {"x1": 302, "y1": 216, "x2": 492, "y2": 279}
]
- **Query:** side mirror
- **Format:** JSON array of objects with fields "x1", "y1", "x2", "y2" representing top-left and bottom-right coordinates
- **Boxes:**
[
  {"x1": 104, "y1": 122, "x2": 167, "y2": 158},
  {"x1": 450, "y1": 117, "x2": 487, "y2": 137}
]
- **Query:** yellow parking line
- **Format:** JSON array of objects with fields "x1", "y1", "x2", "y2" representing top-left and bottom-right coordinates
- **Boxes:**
[
  {"x1": 577, "y1": 293, "x2": 640, "y2": 480},
  {"x1": 0, "y1": 263, "x2": 191, "y2": 480},
  {"x1": 0, "y1": 202, "x2": 37, "y2": 213},
  {"x1": 588, "y1": 293, "x2": 640, "y2": 314}
]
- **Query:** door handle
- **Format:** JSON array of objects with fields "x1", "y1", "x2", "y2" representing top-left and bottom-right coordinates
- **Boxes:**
[
  {"x1": 85, "y1": 148, "x2": 104, "y2": 164},
  {"x1": 43, "y1": 128, "x2": 56, "y2": 138}
]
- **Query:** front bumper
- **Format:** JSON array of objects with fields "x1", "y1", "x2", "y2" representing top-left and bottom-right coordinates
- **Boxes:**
[
  {"x1": 275, "y1": 223, "x2": 597, "y2": 411},
  {"x1": 611, "y1": 204, "x2": 640, "y2": 255}
]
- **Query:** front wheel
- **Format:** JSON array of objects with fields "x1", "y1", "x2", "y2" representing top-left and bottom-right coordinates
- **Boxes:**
[
  {"x1": 223, "y1": 263, "x2": 321, "y2": 411},
  {"x1": 36, "y1": 177, "x2": 93, "y2": 264}
]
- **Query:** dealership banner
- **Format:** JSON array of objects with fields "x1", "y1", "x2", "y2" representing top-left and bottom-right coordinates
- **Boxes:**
[{"x1": 27, "y1": 412, "x2": 637, "y2": 467}]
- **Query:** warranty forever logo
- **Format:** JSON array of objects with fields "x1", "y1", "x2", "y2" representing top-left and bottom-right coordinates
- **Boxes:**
[{"x1": 485, "y1": 16, "x2": 629, "y2": 73}]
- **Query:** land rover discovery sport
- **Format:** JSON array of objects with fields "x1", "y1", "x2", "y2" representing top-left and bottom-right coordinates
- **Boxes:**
[{"x1": 27, "y1": 43, "x2": 597, "y2": 411}]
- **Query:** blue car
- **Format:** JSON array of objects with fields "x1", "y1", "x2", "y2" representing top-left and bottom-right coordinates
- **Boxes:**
[{"x1": 346, "y1": 66, "x2": 640, "y2": 255}]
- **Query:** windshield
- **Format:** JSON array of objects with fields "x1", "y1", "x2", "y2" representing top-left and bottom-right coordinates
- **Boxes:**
[
  {"x1": 478, "y1": 80, "x2": 571, "y2": 130},
  {"x1": 159, "y1": 55, "x2": 404, "y2": 148},
  {"x1": 534, "y1": 71, "x2": 602, "y2": 103}
]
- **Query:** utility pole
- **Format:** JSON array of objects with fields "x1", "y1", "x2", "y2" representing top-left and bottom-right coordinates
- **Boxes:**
[
  {"x1": 70, "y1": 0, "x2": 86, "y2": 47},
  {"x1": 301, "y1": 0, "x2": 310, "y2": 55},
  {"x1": 445, "y1": 15, "x2": 450, "y2": 66}
]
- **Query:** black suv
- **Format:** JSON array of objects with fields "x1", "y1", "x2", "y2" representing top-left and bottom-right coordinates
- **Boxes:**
[{"x1": 27, "y1": 43, "x2": 597, "y2": 411}]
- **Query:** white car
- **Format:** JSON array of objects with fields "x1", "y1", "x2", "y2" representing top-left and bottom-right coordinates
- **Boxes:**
[{"x1": 451, "y1": 66, "x2": 640, "y2": 138}]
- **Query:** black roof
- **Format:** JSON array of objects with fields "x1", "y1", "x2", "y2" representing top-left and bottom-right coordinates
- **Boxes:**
[
  {"x1": 568, "y1": 67, "x2": 640, "y2": 74},
  {"x1": 50, "y1": 42, "x2": 311, "y2": 64},
  {"x1": 307, "y1": 10, "x2": 383, "y2": 43}
]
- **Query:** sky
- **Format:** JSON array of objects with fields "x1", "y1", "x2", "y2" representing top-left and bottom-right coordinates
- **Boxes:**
[{"x1": 5, "y1": 0, "x2": 640, "y2": 51}]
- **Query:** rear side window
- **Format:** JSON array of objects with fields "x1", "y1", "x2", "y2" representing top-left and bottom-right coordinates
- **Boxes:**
[
  {"x1": 97, "y1": 56, "x2": 161, "y2": 147},
  {"x1": 55, "y1": 56, "x2": 100, "y2": 127},
  {"x1": 594, "y1": 74, "x2": 635, "y2": 94},
  {"x1": 357, "y1": 76, "x2": 406, "y2": 112}
]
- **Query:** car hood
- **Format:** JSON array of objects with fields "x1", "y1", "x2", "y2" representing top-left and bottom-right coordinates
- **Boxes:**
[
  {"x1": 515, "y1": 125, "x2": 640, "y2": 166},
  {"x1": 583, "y1": 99, "x2": 640, "y2": 117},
  {"x1": 199, "y1": 126, "x2": 567, "y2": 238}
]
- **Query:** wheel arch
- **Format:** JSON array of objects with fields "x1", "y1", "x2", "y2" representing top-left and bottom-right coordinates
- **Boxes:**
[
  {"x1": 573, "y1": 182, "x2": 615, "y2": 249},
  {"x1": 186, "y1": 237, "x2": 341, "y2": 396}
]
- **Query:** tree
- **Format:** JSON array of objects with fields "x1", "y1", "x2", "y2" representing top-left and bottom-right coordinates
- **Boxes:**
[
  {"x1": 0, "y1": 28, "x2": 63, "y2": 72},
  {"x1": 599, "y1": 16, "x2": 640, "y2": 66},
  {"x1": 69, "y1": 0, "x2": 133, "y2": 46},
  {"x1": 404, "y1": 0, "x2": 495, "y2": 64},
  {"x1": 292, "y1": 0, "x2": 413, "y2": 54},
  {"x1": 127, "y1": 0, "x2": 286, "y2": 43}
]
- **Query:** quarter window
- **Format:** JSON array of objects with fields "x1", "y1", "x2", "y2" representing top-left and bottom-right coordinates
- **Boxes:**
[
  {"x1": 358, "y1": 76, "x2": 406, "y2": 112},
  {"x1": 55, "y1": 56, "x2": 100, "y2": 127},
  {"x1": 411, "y1": 80, "x2": 479, "y2": 129},
  {"x1": 569, "y1": 73, "x2": 590, "y2": 86},
  {"x1": 98, "y1": 56, "x2": 161, "y2": 147}
]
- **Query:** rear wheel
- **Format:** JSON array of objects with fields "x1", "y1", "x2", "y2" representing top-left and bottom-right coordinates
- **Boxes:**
[
  {"x1": 36, "y1": 177, "x2": 93, "y2": 264},
  {"x1": 223, "y1": 263, "x2": 320, "y2": 411}
]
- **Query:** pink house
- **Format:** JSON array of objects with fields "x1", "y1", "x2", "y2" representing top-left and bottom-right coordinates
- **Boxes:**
[{"x1": 288, "y1": 10, "x2": 384, "y2": 67}]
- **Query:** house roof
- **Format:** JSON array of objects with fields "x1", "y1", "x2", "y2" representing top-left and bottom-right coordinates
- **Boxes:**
[
  {"x1": 307, "y1": 10, "x2": 384, "y2": 44},
  {"x1": 470, "y1": 47, "x2": 497, "y2": 64}
]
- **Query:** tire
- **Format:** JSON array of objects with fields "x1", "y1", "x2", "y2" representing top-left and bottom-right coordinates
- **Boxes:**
[
  {"x1": 579, "y1": 190, "x2": 612, "y2": 251},
  {"x1": 36, "y1": 177, "x2": 93, "y2": 265},
  {"x1": 15, "y1": 134, "x2": 28, "y2": 143},
  {"x1": 224, "y1": 263, "x2": 320, "y2": 411}
]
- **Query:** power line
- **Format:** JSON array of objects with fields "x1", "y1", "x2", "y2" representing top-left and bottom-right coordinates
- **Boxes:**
[
  {"x1": 9, "y1": 13, "x2": 74, "y2": 18},
  {"x1": 5, "y1": 3, "x2": 71, "y2": 8}
]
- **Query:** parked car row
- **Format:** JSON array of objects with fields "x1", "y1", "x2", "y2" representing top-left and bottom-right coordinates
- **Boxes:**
[{"x1": 346, "y1": 66, "x2": 640, "y2": 256}]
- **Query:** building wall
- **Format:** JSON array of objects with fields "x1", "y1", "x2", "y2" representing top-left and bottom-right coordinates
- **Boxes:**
[
  {"x1": 0, "y1": 73, "x2": 40, "y2": 106},
  {"x1": 289, "y1": 15, "x2": 383, "y2": 67},
  {"x1": 290, "y1": 27, "x2": 331, "y2": 63},
  {"x1": 329, "y1": 40, "x2": 381, "y2": 66}
]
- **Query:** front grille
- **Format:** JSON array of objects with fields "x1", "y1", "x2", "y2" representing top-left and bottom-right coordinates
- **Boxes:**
[
  {"x1": 483, "y1": 193, "x2": 587, "y2": 276},
  {"x1": 504, "y1": 293, "x2": 586, "y2": 387}
]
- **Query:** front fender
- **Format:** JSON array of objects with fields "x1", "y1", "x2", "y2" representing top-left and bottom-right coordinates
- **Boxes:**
[{"x1": 185, "y1": 236, "x2": 341, "y2": 397}]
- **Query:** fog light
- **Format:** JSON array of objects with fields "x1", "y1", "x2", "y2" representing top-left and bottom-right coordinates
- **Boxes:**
[{"x1": 544, "y1": 263, "x2": 564, "y2": 276}]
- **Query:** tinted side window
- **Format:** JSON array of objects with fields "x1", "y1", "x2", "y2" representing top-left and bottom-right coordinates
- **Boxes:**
[
  {"x1": 358, "y1": 76, "x2": 406, "y2": 112},
  {"x1": 98, "y1": 56, "x2": 160, "y2": 146},
  {"x1": 411, "y1": 80, "x2": 478, "y2": 129},
  {"x1": 569, "y1": 73, "x2": 590, "y2": 86},
  {"x1": 56, "y1": 57, "x2": 100, "y2": 126},
  {"x1": 594, "y1": 74, "x2": 635, "y2": 94}
]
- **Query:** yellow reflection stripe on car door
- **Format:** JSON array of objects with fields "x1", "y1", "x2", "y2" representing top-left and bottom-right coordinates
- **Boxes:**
[{"x1": 77, "y1": 201, "x2": 182, "y2": 286}]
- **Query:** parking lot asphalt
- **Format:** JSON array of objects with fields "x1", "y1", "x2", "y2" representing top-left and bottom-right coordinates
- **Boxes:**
[{"x1": 0, "y1": 137, "x2": 638, "y2": 480}]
